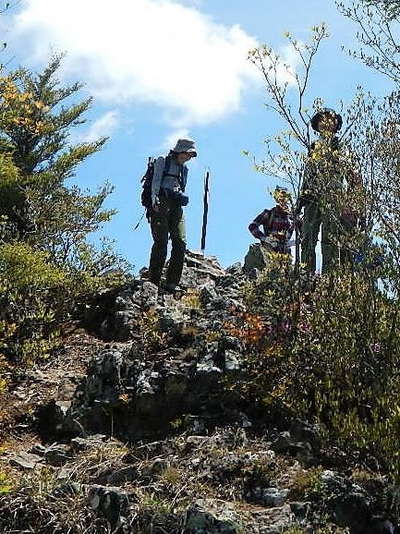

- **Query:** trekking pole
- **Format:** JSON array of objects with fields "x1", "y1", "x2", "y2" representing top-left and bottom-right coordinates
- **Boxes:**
[
  {"x1": 200, "y1": 169, "x2": 210, "y2": 255},
  {"x1": 294, "y1": 211, "x2": 301, "y2": 268}
]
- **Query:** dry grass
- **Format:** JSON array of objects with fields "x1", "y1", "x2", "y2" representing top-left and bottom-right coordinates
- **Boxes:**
[
  {"x1": 180, "y1": 289, "x2": 201, "y2": 310},
  {"x1": 288, "y1": 467, "x2": 324, "y2": 501},
  {"x1": 60, "y1": 440, "x2": 130, "y2": 485}
]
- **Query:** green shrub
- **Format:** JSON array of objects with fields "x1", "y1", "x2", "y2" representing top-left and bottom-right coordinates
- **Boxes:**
[
  {"x1": 0, "y1": 471, "x2": 13, "y2": 494},
  {"x1": 0, "y1": 59, "x2": 132, "y2": 368},
  {"x1": 229, "y1": 254, "x2": 400, "y2": 480}
]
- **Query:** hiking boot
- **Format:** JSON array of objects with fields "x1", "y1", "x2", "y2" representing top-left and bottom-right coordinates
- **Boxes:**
[{"x1": 162, "y1": 282, "x2": 178, "y2": 294}]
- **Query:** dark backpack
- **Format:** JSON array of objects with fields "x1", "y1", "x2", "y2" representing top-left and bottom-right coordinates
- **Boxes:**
[{"x1": 140, "y1": 155, "x2": 185, "y2": 214}]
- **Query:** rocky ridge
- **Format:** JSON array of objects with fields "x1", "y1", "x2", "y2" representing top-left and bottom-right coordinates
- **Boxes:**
[{"x1": 0, "y1": 249, "x2": 398, "y2": 533}]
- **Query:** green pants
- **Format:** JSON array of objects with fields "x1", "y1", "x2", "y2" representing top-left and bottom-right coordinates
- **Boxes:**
[
  {"x1": 149, "y1": 195, "x2": 186, "y2": 286},
  {"x1": 301, "y1": 202, "x2": 340, "y2": 273}
]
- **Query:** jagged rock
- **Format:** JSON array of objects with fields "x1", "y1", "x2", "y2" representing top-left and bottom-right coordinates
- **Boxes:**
[
  {"x1": 64, "y1": 323, "x2": 247, "y2": 439},
  {"x1": 70, "y1": 434, "x2": 108, "y2": 452},
  {"x1": 366, "y1": 519, "x2": 396, "y2": 534},
  {"x1": 9, "y1": 451, "x2": 43, "y2": 470},
  {"x1": 138, "y1": 281, "x2": 159, "y2": 307},
  {"x1": 185, "y1": 499, "x2": 242, "y2": 533},
  {"x1": 110, "y1": 310, "x2": 136, "y2": 341},
  {"x1": 196, "y1": 356, "x2": 223, "y2": 389},
  {"x1": 26, "y1": 443, "x2": 73, "y2": 467},
  {"x1": 180, "y1": 251, "x2": 227, "y2": 288},
  {"x1": 321, "y1": 470, "x2": 364, "y2": 496},
  {"x1": 224, "y1": 351, "x2": 241, "y2": 372},
  {"x1": 243, "y1": 243, "x2": 269, "y2": 274},
  {"x1": 290, "y1": 419, "x2": 321, "y2": 452},
  {"x1": 52, "y1": 482, "x2": 82, "y2": 498},
  {"x1": 226, "y1": 262, "x2": 242, "y2": 276},
  {"x1": 251, "y1": 505, "x2": 293, "y2": 533},
  {"x1": 320, "y1": 470, "x2": 372, "y2": 533},
  {"x1": 92, "y1": 251, "x2": 242, "y2": 344},
  {"x1": 158, "y1": 305, "x2": 188, "y2": 335},
  {"x1": 95, "y1": 466, "x2": 138, "y2": 486},
  {"x1": 199, "y1": 282, "x2": 218, "y2": 307},
  {"x1": 247, "y1": 487, "x2": 289, "y2": 507},
  {"x1": 4, "y1": 248, "x2": 397, "y2": 534},
  {"x1": 87, "y1": 485, "x2": 129, "y2": 527},
  {"x1": 271, "y1": 431, "x2": 313, "y2": 459},
  {"x1": 29, "y1": 444, "x2": 47, "y2": 456},
  {"x1": 290, "y1": 501, "x2": 311, "y2": 519},
  {"x1": 84, "y1": 348, "x2": 125, "y2": 404},
  {"x1": 97, "y1": 280, "x2": 159, "y2": 341},
  {"x1": 44, "y1": 443, "x2": 73, "y2": 466},
  {"x1": 334, "y1": 491, "x2": 371, "y2": 533}
]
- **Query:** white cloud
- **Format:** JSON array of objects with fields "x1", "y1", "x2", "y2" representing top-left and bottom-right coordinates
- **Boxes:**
[
  {"x1": 10, "y1": 0, "x2": 273, "y2": 126},
  {"x1": 162, "y1": 128, "x2": 191, "y2": 150},
  {"x1": 77, "y1": 111, "x2": 120, "y2": 143},
  {"x1": 175, "y1": 0, "x2": 203, "y2": 6}
]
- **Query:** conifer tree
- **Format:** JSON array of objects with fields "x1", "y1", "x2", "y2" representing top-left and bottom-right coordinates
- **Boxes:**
[
  {"x1": 0, "y1": 56, "x2": 118, "y2": 271},
  {"x1": 0, "y1": 57, "x2": 130, "y2": 364}
]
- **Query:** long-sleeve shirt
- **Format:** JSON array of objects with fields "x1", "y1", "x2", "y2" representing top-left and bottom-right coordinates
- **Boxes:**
[
  {"x1": 151, "y1": 155, "x2": 188, "y2": 205},
  {"x1": 249, "y1": 206, "x2": 293, "y2": 242}
]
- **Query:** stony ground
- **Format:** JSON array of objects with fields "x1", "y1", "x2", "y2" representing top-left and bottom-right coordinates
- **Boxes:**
[{"x1": 0, "y1": 250, "x2": 398, "y2": 533}]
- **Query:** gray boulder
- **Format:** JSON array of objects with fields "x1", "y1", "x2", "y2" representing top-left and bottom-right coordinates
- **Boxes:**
[
  {"x1": 87, "y1": 485, "x2": 130, "y2": 527},
  {"x1": 246, "y1": 487, "x2": 289, "y2": 508},
  {"x1": 185, "y1": 499, "x2": 242, "y2": 533},
  {"x1": 243, "y1": 243, "x2": 269, "y2": 274},
  {"x1": 9, "y1": 451, "x2": 43, "y2": 470},
  {"x1": 320, "y1": 470, "x2": 372, "y2": 533}
]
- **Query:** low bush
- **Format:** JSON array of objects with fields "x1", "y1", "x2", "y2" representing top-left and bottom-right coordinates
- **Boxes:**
[{"x1": 229, "y1": 253, "x2": 400, "y2": 480}]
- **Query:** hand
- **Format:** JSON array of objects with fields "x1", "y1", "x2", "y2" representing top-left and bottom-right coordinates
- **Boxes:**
[
  {"x1": 261, "y1": 236, "x2": 277, "y2": 247},
  {"x1": 152, "y1": 197, "x2": 160, "y2": 212}
]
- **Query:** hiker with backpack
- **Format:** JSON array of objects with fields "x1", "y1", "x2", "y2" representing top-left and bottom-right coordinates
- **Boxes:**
[
  {"x1": 142, "y1": 138, "x2": 197, "y2": 292},
  {"x1": 248, "y1": 186, "x2": 295, "y2": 256},
  {"x1": 297, "y1": 108, "x2": 363, "y2": 273}
]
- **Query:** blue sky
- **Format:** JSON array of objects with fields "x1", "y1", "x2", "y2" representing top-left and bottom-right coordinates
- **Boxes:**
[{"x1": 2, "y1": 0, "x2": 392, "y2": 271}]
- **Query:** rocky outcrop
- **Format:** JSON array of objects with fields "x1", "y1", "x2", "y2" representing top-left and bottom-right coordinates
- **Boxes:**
[
  {"x1": 60, "y1": 251, "x2": 247, "y2": 441},
  {"x1": 243, "y1": 242, "x2": 270, "y2": 276},
  {"x1": 2, "y1": 251, "x2": 398, "y2": 534},
  {"x1": 4, "y1": 426, "x2": 397, "y2": 533},
  {"x1": 86, "y1": 251, "x2": 244, "y2": 342}
]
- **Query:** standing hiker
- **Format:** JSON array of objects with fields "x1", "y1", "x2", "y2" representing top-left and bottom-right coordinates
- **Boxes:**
[
  {"x1": 248, "y1": 186, "x2": 294, "y2": 257},
  {"x1": 297, "y1": 108, "x2": 362, "y2": 273},
  {"x1": 148, "y1": 138, "x2": 197, "y2": 292}
]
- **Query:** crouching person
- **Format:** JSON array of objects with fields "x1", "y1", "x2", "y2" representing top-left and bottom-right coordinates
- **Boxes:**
[
  {"x1": 245, "y1": 187, "x2": 294, "y2": 273},
  {"x1": 148, "y1": 139, "x2": 197, "y2": 293}
]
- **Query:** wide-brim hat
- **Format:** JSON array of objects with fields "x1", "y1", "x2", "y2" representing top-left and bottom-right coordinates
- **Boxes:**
[
  {"x1": 172, "y1": 138, "x2": 197, "y2": 156},
  {"x1": 311, "y1": 108, "x2": 343, "y2": 133}
]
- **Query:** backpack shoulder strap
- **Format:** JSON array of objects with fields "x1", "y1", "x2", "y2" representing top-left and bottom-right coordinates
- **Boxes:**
[
  {"x1": 179, "y1": 164, "x2": 187, "y2": 192},
  {"x1": 163, "y1": 155, "x2": 171, "y2": 176}
]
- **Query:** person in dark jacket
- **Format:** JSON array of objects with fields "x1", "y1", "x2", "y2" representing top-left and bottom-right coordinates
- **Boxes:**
[{"x1": 148, "y1": 138, "x2": 197, "y2": 292}]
